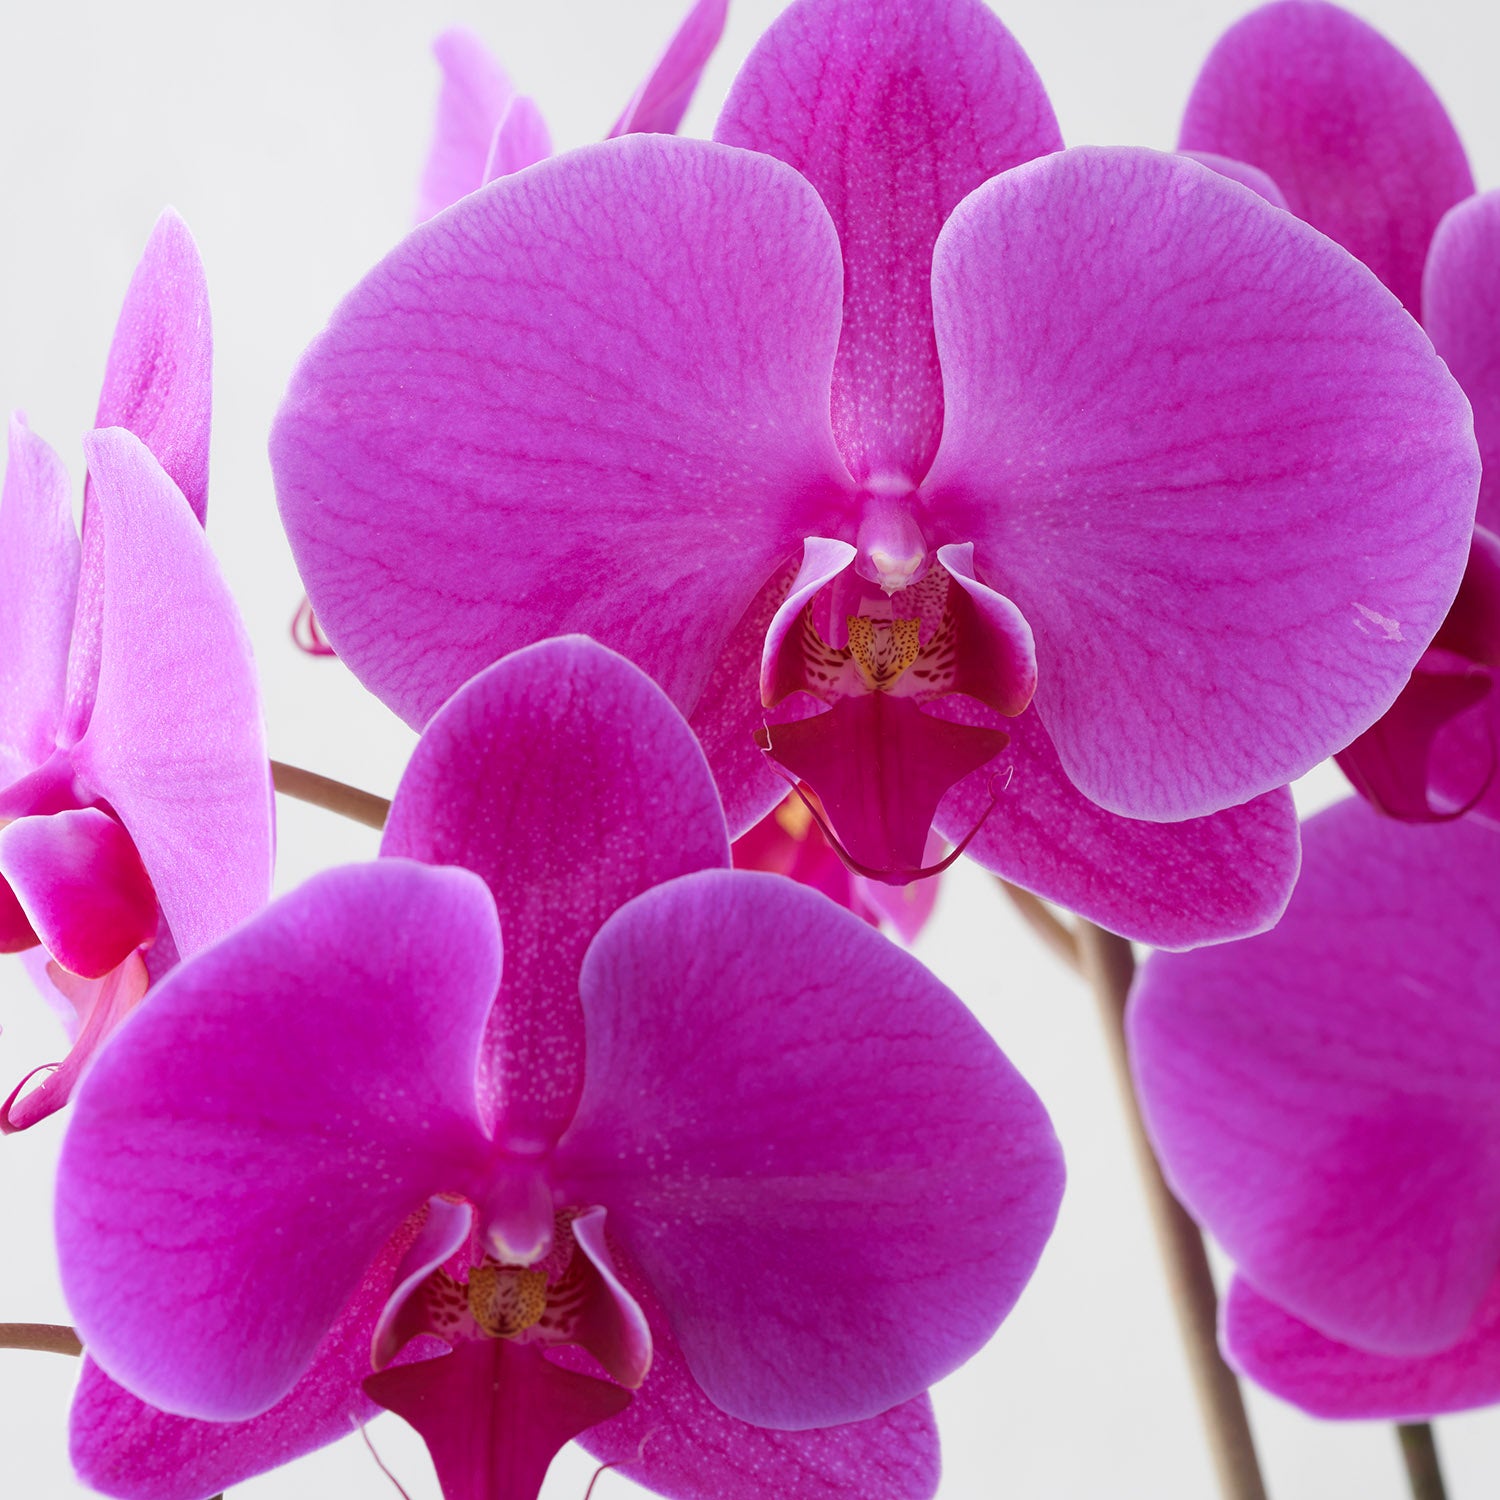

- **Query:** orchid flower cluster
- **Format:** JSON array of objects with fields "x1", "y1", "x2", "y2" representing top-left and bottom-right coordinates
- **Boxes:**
[{"x1": 4, "y1": 0, "x2": 1499, "y2": 1496}]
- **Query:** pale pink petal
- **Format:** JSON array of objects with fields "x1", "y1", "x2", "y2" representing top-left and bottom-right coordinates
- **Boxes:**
[
  {"x1": 273, "y1": 137, "x2": 851, "y2": 731},
  {"x1": 716, "y1": 0, "x2": 1062, "y2": 482},
  {"x1": 1178, "y1": 150, "x2": 1290, "y2": 209},
  {"x1": 56, "y1": 861, "x2": 501, "y2": 1420},
  {"x1": 0, "y1": 415, "x2": 77, "y2": 781},
  {"x1": 1225, "y1": 1273, "x2": 1500, "y2": 1420},
  {"x1": 382, "y1": 638, "x2": 730, "y2": 1153},
  {"x1": 1131, "y1": 798, "x2": 1500, "y2": 1355},
  {"x1": 69, "y1": 428, "x2": 272, "y2": 959},
  {"x1": 610, "y1": 0, "x2": 729, "y2": 137},
  {"x1": 926, "y1": 147, "x2": 1477, "y2": 820},
  {"x1": 1425, "y1": 189, "x2": 1500, "y2": 534},
  {"x1": 0, "y1": 810, "x2": 155, "y2": 979},
  {"x1": 482, "y1": 95, "x2": 552, "y2": 181},
  {"x1": 1180, "y1": 0, "x2": 1473, "y2": 314},
  {"x1": 417, "y1": 28, "x2": 514, "y2": 221},
  {"x1": 558, "y1": 869, "x2": 1063, "y2": 1428}
]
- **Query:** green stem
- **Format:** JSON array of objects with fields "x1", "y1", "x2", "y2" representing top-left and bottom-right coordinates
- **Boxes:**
[{"x1": 270, "y1": 759, "x2": 390, "y2": 830}]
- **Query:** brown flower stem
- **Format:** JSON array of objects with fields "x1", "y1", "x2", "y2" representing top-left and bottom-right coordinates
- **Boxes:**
[
  {"x1": 1397, "y1": 1423, "x2": 1448, "y2": 1500},
  {"x1": 995, "y1": 879, "x2": 1083, "y2": 971},
  {"x1": 270, "y1": 759, "x2": 390, "y2": 831},
  {"x1": 0, "y1": 1323, "x2": 82, "y2": 1356},
  {"x1": 1078, "y1": 921, "x2": 1268, "y2": 1500}
]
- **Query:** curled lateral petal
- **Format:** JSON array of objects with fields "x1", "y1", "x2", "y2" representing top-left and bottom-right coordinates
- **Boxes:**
[
  {"x1": 1130, "y1": 799, "x2": 1500, "y2": 1356},
  {"x1": 0, "y1": 810, "x2": 156, "y2": 979},
  {"x1": 926, "y1": 147, "x2": 1477, "y2": 821},
  {"x1": 417, "y1": 29, "x2": 515, "y2": 222},
  {"x1": 610, "y1": 0, "x2": 728, "y2": 137},
  {"x1": 559, "y1": 868, "x2": 1063, "y2": 1429},
  {"x1": 57, "y1": 860, "x2": 501, "y2": 1421},
  {"x1": 382, "y1": 637, "x2": 730, "y2": 1152},
  {"x1": 0, "y1": 415, "x2": 77, "y2": 781},
  {"x1": 69, "y1": 428, "x2": 272, "y2": 960},
  {"x1": 1177, "y1": 151, "x2": 1290, "y2": 210},
  {"x1": 716, "y1": 0, "x2": 1062, "y2": 483},
  {"x1": 274, "y1": 136, "x2": 851, "y2": 731},
  {"x1": 1179, "y1": 0, "x2": 1473, "y2": 315},
  {"x1": 1224, "y1": 1273, "x2": 1500, "y2": 1421},
  {"x1": 483, "y1": 95, "x2": 551, "y2": 182},
  {"x1": 936, "y1": 703, "x2": 1300, "y2": 949}
]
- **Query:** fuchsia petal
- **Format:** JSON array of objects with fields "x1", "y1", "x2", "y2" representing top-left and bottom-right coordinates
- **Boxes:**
[
  {"x1": 575, "y1": 1251, "x2": 940, "y2": 1500},
  {"x1": 3, "y1": 952, "x2": 149, "y2": 1132},
  {"x1": 716, "y1": 0, "x2": 1060, "y2": 484},
  {"x1": 936, "y1": 704, "x2": 1299, "y2": 948},
  {"x1": 70, "y1": 1217, "x2": 433, "y2": 1500},
  {"x1": 0, "y1": 415, "x2": 77, "y2": 781},
  {"x1": 1131, "y1": 799, "x2": 1500, "y2": 1355},
  {"x1": 1426, "y1": 190, "x2": 1500, "y2": 534},
  {"x1": 558, "y1": 868, "x2": 1063, "y2": 1429},
  {"x1": 366, "y1": 1340, "x2": 631, "y2": 1500},
  {"x1": 926, "y1": 147, "x2": 1477, "y2": 821},
  {"x1": 56, "y1": 861, "x2": 501, "y2": 1420},
  {"x1": 68, "y1": 428, "x2": 271, "y2": 960},
  {"x1": 764, "y1": 694, "x2": 1006, "y2": 880},
  {"x1": 0, "y1": 880, "x2": 37, "y2": 952},
  {"x1": 94, "y1": 210, "x2": 213, "y2": 525},
  {"x1": 610, "y1": 0, "x2": 728, "y2": 138},
  {"x1": 1225, "y1": 1273, "x2": 1500, "y2": 1421},
  {"x1": 418, "y1": 29, "x2": 515, "y2": 222},
  {"x1": 570, "y1": 1208, "x2": 653, "y2": 1390},
  {"x1": 1179, "y1": 0, "x2": 1473, "y2": 316},
  {"x1": 382, "y1": 637, "x2": 730, "y2": 1152},
  {"x1": 762, "y1": 538, "x2": 857, "y2": 705},
  {"x1": 273, "y1": 137, "x2": 851, "y2": 731},
  {"x1": 0, "y1": 810, "x2": 156, "y2": 978},
  {"x1": 483, "y1": 96, "x2": 552, "y2": 182},
  {"x1": 1177, "y1": 150, "x2": 1290, "y2": 210},
  {"x1": 372, "y1": 1196, "x2": 475, "y2": 1370},
  {"x1": 937, "y1": 543, "x2": 1035, "y2": 715}
]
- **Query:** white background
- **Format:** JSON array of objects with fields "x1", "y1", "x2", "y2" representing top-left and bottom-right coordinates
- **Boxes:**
[{"x1": 0, "y1": 1, "x2": 1495, "y2": 1496}]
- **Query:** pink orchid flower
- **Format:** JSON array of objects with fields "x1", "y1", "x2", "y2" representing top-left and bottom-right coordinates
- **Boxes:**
[
  {"x1": 57, "y1": 637, "x2": 1062, "y2": 1500},
  {"x1": 271, "y1": 0, "x2": 1477, "y2": 948},
  {"x1": 1180, "y1": 0, "x2": 1500, "y2": 825},
  {"x1": 0, "y1": 213, "x2": 271, "y2": 1130},
  {"x1": 732, "y1": 789, "x2": 940, "y2": 943},
  {"x1": 1130, "y1": 796, "x2": 1500, "y2": 1419}
]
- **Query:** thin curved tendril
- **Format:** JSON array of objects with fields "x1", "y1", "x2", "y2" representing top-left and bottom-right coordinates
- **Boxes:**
[
  {"x1": 355, "y1": 1417, "x2": 415, "y2": 1500},
  {"x1": 583, "y1": 1428, "x2": 659, "y2": 1500}
]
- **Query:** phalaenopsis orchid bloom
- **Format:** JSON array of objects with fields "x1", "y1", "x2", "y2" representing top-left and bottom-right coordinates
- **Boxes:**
[
  {"x1": 1180, "y1": 0, "x2": 1500, "y2": 824},
  {"x1": 57, "y1": 638, "x2": 1063, "y2": 1500},
  {"x1": 271, "y1": 0, "x2": 1478, "y2": 951},
  {"x1": 0, "y1": 213, "x2": 271, "y2": 1130},
  {"x1": 1130, "y1": 795, "x2": 1500, "y2": 1420}
]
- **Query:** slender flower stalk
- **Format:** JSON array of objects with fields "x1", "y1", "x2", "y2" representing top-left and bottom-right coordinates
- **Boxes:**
[
  {"x1": 269, "y1": 760, "x2": 389, "y2": 830},
  {"x1": 1398, "y1": 1424, "x2": 1448, "y2": 1500},
  {"x1": 0, "y1": 1323, "x2": 82, "y2": 1357}
]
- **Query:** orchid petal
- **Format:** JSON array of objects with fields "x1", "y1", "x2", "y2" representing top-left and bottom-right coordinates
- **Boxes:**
[
  {"x1": 68, "y1": 428, "x2": 271, "y2": 959},
  {"x1": 94, "y1": 210, "x2": 213, "y2": 525},
  {"x1": 482, "y1": 95, "x2": 551, "y2": 182},
  {"x1": 365, "y1": 1339, "x2": 630, "y2": 1500},
  {"x1": 0, "y1": 880, "x2": 37, "y2": 953},
  {"x1": 762, "y1": 538, "x2": 856, "y2": 706},
  {"x1": 273, "y1": 136, "x2": 851, "y2": 730},
  {"x1": 0, "y1": 415, "x2": 77, "y2": 781},
  {"x1": 3, "y1": 952, "x2": 149, "y2": 1132},
  {"x1": 1224, "y1": 1273, "x2": 1500, "y2": 1421},
  {"x1": 372, "y1": 1197, "x2": 475, "y2": 1370},
  {"x1": 926, "y1": 147, "x2": 1477, "y2": 820},
  {"x1": 610, "y1": 0, "x2": 728, "y2": 138},
  {"x1": 1130, "y1": 798, "x2": 1500, "y2": 1355},
  {"x1": 571, "y1": 1207, "x2": 652, "y2": 1390},
  {"x1": 1179, "y1": 0, "x2": 1473, "y2": 315},
  {"x1": 574, "y1": 1251, "x2": 940, "y2": 1500},
  {"x1": 936, "y1": 543, "x2": 1035, "y2": 715},
  {"x1": 382, "y1": 637, "x2": 729, "y2": 1152},
  {"x1": 70, "y1": 1218, "x2": 434, "y2": 1500},
  {"x1": 57, "y1": 861, "x2": 501, "y2": 1420},
  {"x1": 559, "y1": 868, "x2": 1063, "y2": 1428},
  {"x1": 1425, "y1": 190, "x2": 1500, "y2": 534},
  {"x1": 716, "y1": 0, "x2": 1061, "y2": 483},
  {"x1": 1177, "y1": 150, "x2": 1290, "y2": 209},
  {"x1": 0, "y1": 810, "x2": 155, "y2": 978},
  {"x1": 764, "y1": 694, "x2": 1007, "y2": 880},
  {"x1": 417, "y1": 29, "x2": 515, "y2": 222},
  {"x1": 936, "y1": 702, "x2": 1299, "y2": 948}
]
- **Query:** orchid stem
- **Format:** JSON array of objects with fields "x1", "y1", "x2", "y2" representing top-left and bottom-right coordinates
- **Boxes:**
[
  {"x1": 1397, "y1": 1423, "x2": 1448, "y2": 1500},
  {"x1": 270, "y1": 760, "x2": 390, "y2": 831},
  {"x1": 1078, "y1": 922, "x2": 1268, "y2": 1500},
  {"x1": 996, "y1": 879, "x2": 1083, "y2": 971},
  {"x1": 0, "y1": 1323, "x2": 82, "y2": 1356}
]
